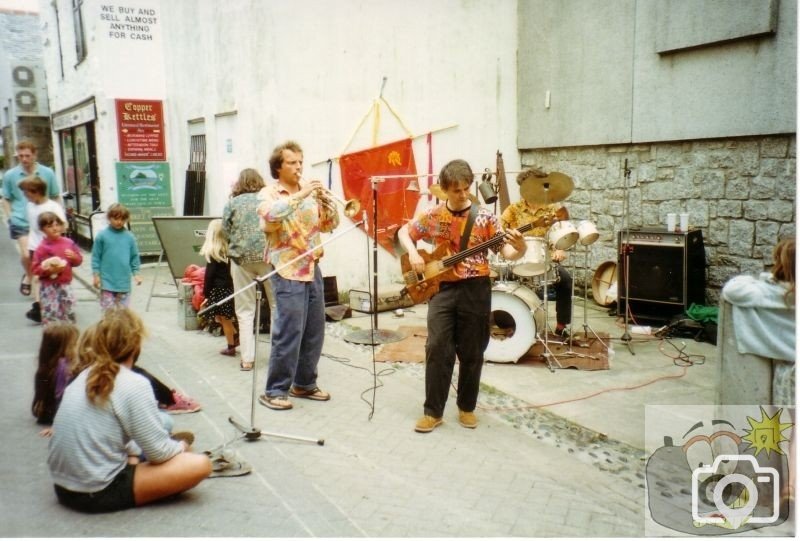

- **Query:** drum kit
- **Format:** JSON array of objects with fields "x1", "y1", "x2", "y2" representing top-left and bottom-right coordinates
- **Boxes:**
[{"x1": 484, "y1": 170, "x2": 606, "y2": 367}]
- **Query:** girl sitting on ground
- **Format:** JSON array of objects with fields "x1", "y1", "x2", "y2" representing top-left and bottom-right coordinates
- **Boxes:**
[
  {"x1": 31, "y1": 322, "x2": 80, "y2": 435},
  {"x1": 47, "y1": 307, "x2": 211, "y2": 513},
  {"x1": 199, "y1": 218, "x2": 238, "y2": 357}
]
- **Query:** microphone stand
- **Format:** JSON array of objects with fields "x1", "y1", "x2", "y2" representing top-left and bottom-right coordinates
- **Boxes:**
[
  {"x1": 344, "y1": 177, "x2": 405, "y2": 345},
  {"x1": 198, "y1": 220, "x2": 365, "y2": 445},
  {"x1": 619, "y1": 159, "x2": 635, "y2": 355}
]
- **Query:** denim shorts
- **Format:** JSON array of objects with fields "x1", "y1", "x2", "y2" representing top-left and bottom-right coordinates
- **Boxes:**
[
  {"x1": 54, "y1": 464, "x2": 136, "y2": 513},
  {"x1": 9, "y1": 223, "x2": 28, "y2": 240}
]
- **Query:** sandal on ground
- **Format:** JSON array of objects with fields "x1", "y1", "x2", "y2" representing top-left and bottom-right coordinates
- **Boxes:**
[
  {"x1": 289, "y1": 386, "x2": 331, "y2": 401},
  {"x1": 258, "y1": 394, "x2": 293, "y2": 410},
  {"x1": 20, "y1": 276, "x2": 31, "y2": 296},
  {"x1": 240, "y1": 360, "x2": 254, "y2": 371}
]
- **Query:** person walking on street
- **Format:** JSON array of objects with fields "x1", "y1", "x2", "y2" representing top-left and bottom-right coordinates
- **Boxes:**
[
  {"x1": 31, "y1": 212, "x2": 83, "y2": 326},
  {"x1": 221, "y1": 168, "x2": 269, "y2": 371},
  {"x1": 21, "y1": 175, "x2": 67, "y2": 323},
  {"x1": 256, "y1": 140, "x2": 339, "y2": 410},
  {"x1": 2, "y1": 140, "x2": 62, "y2": 307}
]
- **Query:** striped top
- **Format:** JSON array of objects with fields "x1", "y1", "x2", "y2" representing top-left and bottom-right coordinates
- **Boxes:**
[{"x1": 47, "y1": 366, "x2": 182, "y2": 493}]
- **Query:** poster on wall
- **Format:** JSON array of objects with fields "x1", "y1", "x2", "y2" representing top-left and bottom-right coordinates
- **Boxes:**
[
  {"x1": 115, "y1": 162, "x2": 172, "y2": 207},
  {"x1": 115, "y1": 162, "x2": 173, "y2": 255},
  {"x1": 115, "y1": 98, "x2": 166, "y2": 161}
]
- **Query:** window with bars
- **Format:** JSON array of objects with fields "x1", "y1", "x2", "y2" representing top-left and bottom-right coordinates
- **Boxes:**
[{"x1": 189, "y1": 134, "x2": 206, "y2": 171}]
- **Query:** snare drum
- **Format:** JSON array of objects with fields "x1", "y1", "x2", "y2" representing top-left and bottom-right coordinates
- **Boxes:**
[
  {"x1": 485, "y1": 283, "x2": 546, "y2": 363},
  {"x1": 577, "y1": 220, "x2": 599, "y2": 246},
  {"x1": 512, "y1": 237, "x2": 547, "y2": 278},
  {"x1": 548, "y1": 220, "x2": 579, "y2": 250}
]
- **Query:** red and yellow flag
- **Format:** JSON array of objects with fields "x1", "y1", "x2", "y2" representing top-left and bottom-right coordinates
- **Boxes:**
[{"x1": 339, "y1": 138, "x2": 419, "y2": 255}]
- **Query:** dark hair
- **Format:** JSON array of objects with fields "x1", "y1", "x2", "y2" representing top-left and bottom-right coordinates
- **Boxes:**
[
  {"x1": 268, "y1": 140, "x2": 303, "y2": 179},
  {"x1": 19, "y1": 175, "x2": 47, "y2": 196},
  {"x1": 38, "y1": 211, "x2": 64, "y2": 229},
  {"x1": 106, "y1": 203, "x2": 130, "y2": 221},
  {"x1": 515, "y1": 167, "x2": 548, "y2": 186},
  {"x1": 438, "y1": 159, "x2": 474, "y2": 190},
  {"x1": 230, "y1": 168, "x2": 266, "y2": 197},
  {"x1": 31, "y1": 322, "x2": 79, "y2": 424}
]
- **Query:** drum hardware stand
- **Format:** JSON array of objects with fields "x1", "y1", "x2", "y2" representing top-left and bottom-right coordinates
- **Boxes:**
[
  {"x1": 619, "y1": 159, "x2": 635, "y2": 355},
  {"x1": 579, "y1": 243, "x2": 608, "y2": 348},
  {"x1": 198, "y1": 221, "x2": 364, "y2": 446},
  {"x1": 535, "y1": 186, "x2": 566, "y2": 372},
  {"x1": 552, "y1": 247, "x2": 599, "y2": 359}
]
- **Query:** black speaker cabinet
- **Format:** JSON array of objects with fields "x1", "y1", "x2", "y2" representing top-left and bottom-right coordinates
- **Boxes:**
[{"x1": 617, "y1": 228, "x2": 705, "y2": 322}]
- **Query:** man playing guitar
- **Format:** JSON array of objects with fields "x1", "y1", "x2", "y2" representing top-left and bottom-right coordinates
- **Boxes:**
[{"x1": 397, "y1": 159, "x2": 526, "y2": 433}]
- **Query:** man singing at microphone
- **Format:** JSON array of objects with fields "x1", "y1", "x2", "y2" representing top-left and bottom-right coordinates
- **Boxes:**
[
  {"x1": 398, "y1": 159, "x2": 526, "y2": 433},
  {"x1": 257, "y1": 140, "x2": 339, "y2": 410}
]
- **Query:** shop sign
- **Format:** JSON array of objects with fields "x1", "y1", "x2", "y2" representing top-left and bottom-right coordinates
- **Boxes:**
[
  {"x1": 115, "y1": 162, "x2": 172, "y2": 207},
  {"x1": 115, "y1": 98, "x2": 166, "y2": 161}
]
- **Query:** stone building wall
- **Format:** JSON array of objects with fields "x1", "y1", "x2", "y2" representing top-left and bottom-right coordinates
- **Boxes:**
[{"x1": 521, "y1": 134, "x2": 796, "y2": 304}]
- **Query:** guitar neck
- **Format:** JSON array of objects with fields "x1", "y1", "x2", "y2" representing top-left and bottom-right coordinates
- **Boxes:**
[{"x1": 441, "y1": 222, "x2": 536, "y2": 268}]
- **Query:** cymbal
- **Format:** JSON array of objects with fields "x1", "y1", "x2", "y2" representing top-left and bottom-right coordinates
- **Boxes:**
[
  {"x1": 519, "y1": 171, "x2": 573, "y2": 204},
  {"x1": 429, "y1": 183, "x2": 479, "y2": 203}
]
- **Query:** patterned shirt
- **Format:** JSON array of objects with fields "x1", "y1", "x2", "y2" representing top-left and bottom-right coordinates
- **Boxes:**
[
  {"x1": 405, "y1": 204, "x2": 502, "y2": 281},
  {"x1": 222, "y1": 192, "x2": 266, "y2": 265},
  {"x1": 500, "y1": 201, "x2": 565, "y2": 238},
  {"x1": 257, "y1": 183, "x2": 339, "y2": 281}
]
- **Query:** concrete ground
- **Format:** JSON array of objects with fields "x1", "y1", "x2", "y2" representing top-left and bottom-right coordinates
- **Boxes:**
[{"x1": 0, "y1": 219, "x2": 794, "y2": 538}]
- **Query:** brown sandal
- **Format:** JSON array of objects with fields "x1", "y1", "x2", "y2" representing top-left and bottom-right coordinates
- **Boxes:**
[
  {"x1": 258, "y1": 394, "x2": 292, "y2": 410},
  {"x1": 289, "y1": 386, "x2": 331, "y2": 401},
  {"x1": 240, "y1": 360, "x2": 254, "y2": 371}
]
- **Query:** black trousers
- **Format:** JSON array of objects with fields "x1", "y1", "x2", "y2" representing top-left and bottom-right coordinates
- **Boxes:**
[
  {"x1": 423, "y1": 277, "x2": 491, "y2": 418},
  {"x1": 553, "y1": 264, "x2": 573, "y2": 326}
]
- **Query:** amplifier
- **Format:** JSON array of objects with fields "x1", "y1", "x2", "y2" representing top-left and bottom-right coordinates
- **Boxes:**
[{"x1": 617, "y1": 228, "x2": 706, "y2": 322}]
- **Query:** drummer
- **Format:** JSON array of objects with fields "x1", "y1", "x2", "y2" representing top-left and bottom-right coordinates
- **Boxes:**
[{"x1": 500, "y1": 168, "x2": 574, "y2": 338}]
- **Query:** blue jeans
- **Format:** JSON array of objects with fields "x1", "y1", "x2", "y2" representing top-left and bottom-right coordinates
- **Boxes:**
[{"x1": 265, "y1": 266, "x2": 325, "y2": 397}]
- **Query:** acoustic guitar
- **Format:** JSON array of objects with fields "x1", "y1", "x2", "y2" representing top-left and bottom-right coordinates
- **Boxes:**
[{"x1": 400, "y1": 207, "x2": 567, "y2": 304}]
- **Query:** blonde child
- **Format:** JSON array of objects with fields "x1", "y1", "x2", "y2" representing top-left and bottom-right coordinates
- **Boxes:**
[
  {"x1": 47, "y1": 307, "x2": 211, "y2": 513},
  {"x1": 199, "y1": 219, "x2": 238, "y2": 356},
  {"x1": 31, "y1": 212, "x2": 83, "y2": 325},
  {"x1": 91, "y1": 203, "x2": 142, "y2": 311},
  {"x1": 32, "y1": 322, "x2": 80, "y2": 434}
]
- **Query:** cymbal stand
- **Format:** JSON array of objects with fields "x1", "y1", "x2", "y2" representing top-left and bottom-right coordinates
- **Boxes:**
[
  {"x1": 536, "y1": 184, "x2": 564, "y2": 372},
  {"x1": 554, "y1": 244, "x2": 598, "y2": 359},
  {"x1": 198, "y1": 220, "x2": 365, "y2": 446},
  {"x1": 576, "y1": 242, "x2": 608, "y2": 351},
  {"x1": 619, "y1": 159, "x2": 635, "y2": 355}
]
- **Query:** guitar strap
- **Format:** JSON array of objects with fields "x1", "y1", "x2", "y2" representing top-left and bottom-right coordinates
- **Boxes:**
[{"x1": 459, "y1": 204, "x2": 479, "y2": 252}]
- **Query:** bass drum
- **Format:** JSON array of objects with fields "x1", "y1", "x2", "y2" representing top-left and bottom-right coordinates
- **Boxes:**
[{"x1": 485, "y1": 283, "x2": 545, "y2": 363}]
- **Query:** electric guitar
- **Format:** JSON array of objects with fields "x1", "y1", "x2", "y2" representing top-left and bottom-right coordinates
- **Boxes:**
[{"x1": 400, "y1": 207, "x2": 567, "y2": 304}]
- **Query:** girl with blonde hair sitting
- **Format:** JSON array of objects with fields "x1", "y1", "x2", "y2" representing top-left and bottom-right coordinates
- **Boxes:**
[{"x1": 47, "y1": 308, "x2": 211, "y2": 513}]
